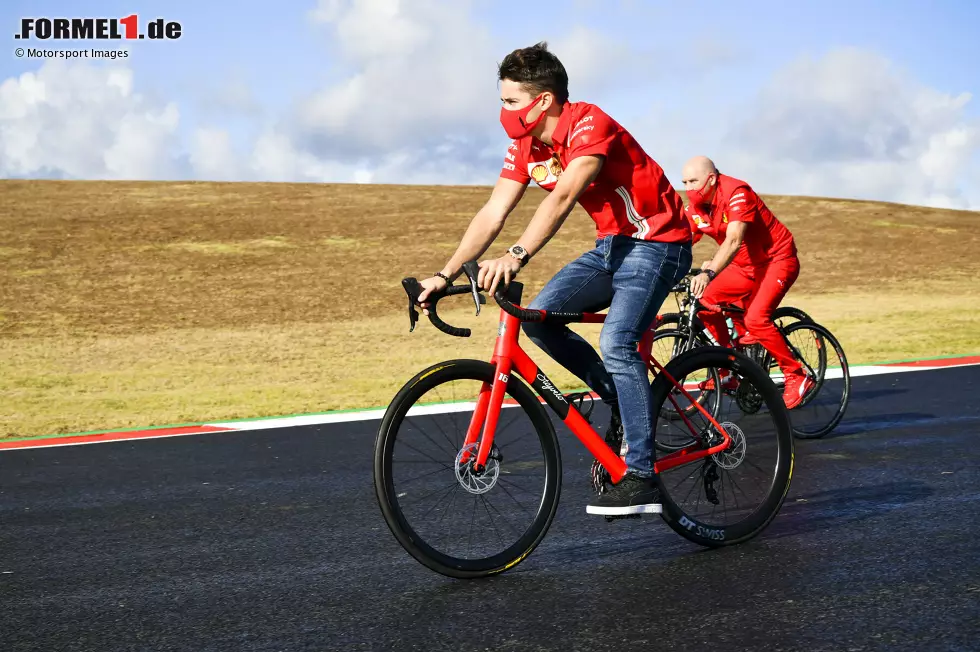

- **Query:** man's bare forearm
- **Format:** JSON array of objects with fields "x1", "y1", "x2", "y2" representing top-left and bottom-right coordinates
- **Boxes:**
[{"x1": 440, "y1": 210, "x2": 506, "y2": 281}]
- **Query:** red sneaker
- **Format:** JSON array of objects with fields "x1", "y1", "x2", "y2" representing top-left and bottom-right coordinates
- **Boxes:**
[{"x1": 783, "y1": 372, "x2": 815, "y2": 409}]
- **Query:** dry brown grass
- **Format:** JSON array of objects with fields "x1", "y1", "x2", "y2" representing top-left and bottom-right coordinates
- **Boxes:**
[{"x1": 2, "y1": 179, "x2": 979, "y2": 438}]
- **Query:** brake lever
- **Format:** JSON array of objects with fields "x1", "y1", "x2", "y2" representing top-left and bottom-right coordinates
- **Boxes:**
[
  {"x1": 461, "y1": 260, "x2": 482, "y2": 316},
  {"x1": 401, "y1": 277, "x2": 423, "y2": 332}
]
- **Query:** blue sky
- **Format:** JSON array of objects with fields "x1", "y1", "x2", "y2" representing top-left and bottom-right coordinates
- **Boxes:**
[{"x1": 2, "y1": 0, "x2": 979, "y2": 207}]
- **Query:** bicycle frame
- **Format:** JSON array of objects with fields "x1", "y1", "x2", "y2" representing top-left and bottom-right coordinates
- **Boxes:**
[
  {"x1": 457, "y1": 283, "x2": 734, "y2": 483},
  {"x1": 685, "y1": 292, "x2": 822, "y2": 383}
]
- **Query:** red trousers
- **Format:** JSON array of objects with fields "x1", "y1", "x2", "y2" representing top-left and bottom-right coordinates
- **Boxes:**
[{"x1": 698, "y1": 257, "x2": 803, "y2": 376}]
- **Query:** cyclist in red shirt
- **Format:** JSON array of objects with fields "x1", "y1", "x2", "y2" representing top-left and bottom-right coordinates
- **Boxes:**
[
  {"x1": 416, "y1": 42, "x2": 693, "y2": 516},
  {"x1": 681, "y1": 156, "x2": 815, "y2": 408}
]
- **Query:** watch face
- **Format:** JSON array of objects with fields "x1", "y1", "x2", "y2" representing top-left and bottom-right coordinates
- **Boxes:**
[{"x1": 511, "y1": 246, "x2": 526, "y2": 256}]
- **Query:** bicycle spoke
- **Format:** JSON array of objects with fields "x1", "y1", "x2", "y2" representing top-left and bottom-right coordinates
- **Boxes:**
[
  {"x1": 402, "y1": 420, "x2": 456, "y2": 460},
  {"x1": 394, "y1": 438, "x2": 453, "y2": 469},
  {"x1": 397, "y1": 466, "x2": 454, "y2": 485},
  {"x1": 479, "y1": 494, "x2": 506, "y2": 550}
]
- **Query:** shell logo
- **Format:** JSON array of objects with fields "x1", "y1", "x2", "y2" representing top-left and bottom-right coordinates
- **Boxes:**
[{"x1": 530, "y1": 165, "x2": 548, "y2": 183}]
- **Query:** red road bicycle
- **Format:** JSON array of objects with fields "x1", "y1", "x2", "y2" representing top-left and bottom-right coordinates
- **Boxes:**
[{"x1": 374, "y1": 261, "x2": 794, "y2": 579}]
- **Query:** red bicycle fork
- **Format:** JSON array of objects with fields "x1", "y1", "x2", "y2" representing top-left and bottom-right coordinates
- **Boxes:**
[
  {"x1": 458, "y1": 310, "x2": 734, "y2": 478},
  {"x1": 458, "y1": 308, "x2": 523, "y2": 472}
]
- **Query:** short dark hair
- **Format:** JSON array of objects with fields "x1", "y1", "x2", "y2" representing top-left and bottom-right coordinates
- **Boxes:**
[{"x1": 497, "y1": 41, "x2": 569, "y2": 105}]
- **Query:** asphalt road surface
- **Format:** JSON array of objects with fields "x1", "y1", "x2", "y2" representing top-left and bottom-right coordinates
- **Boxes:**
[{"x1": 2, "y1": 365, "x2": 979, "y2": 651}]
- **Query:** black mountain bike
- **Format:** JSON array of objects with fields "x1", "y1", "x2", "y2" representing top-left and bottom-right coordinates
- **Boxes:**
[{"x1": 650, "y1": 269, "x2": 850, "y2": 439}]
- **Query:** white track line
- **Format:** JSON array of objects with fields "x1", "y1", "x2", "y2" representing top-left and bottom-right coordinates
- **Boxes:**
[
  {"x1": 210, "y1": 360, "x2": 980, "y2": 431},
  {"x1": 4, "y1": 359, "x2": 977, "y2": 449}
]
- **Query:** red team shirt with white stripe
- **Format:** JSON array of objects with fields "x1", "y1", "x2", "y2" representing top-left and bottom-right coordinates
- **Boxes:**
[
  {"x1": 683, "y1": 174, "x2": 797, "y2": 268},
  {"x1": 498, "y1": 101, "x2": 691, "y2": 243}
]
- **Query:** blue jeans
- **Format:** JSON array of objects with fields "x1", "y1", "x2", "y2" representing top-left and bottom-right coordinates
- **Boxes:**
[{"x1": 522, "y1": 235, "x2": 692, "y2": 477}]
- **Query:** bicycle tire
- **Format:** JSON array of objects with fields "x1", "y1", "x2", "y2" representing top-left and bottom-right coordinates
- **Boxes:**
[
  {"x1": 650, "y1": 326, "x2": 714, "y2": 360},
  {"x1": 781, "y1": 321, "x2": 851, "y2": 439},
  {"x1": 773, "y1": 306, "x2": 813, "y2": 326},
  {"x1": 659, "y1": 306, "x2": 812, "y2": 339},
  {"x1": 653, "y1": 347, "x2": 795, "y2": 547},
  {"x1": 374, "y1": 359, "x2": 562, "y2": 579},
  {"x1": 656, "y1": 312, "x2": 706, "y2": 334}
]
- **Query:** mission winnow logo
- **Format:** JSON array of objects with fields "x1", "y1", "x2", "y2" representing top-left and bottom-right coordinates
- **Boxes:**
[{"x1": 15, "y1": 15, "x2": 182, "y2": 40}]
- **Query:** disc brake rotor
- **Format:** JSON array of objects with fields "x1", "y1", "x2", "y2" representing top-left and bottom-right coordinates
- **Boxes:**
[
  {"x1": 711, "y1": 421, "x2": 747, "y2": 470},
  {"x1": 454, "y1": 442, "x2": 501, "y2": 494}
]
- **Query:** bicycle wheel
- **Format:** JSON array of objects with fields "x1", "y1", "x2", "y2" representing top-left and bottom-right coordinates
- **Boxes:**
[
  {"x1": 374, "y1": 359, "x2": 561, "y2": 579},
  {"x1": 780, "y1": 321, "x2": 851, "y2": 439},
  {"x1": 773, "y1": 305, "x2": 813, "y2": 328},
  {"x1": 648, "y1": 328, "x2": 721, "y2": 452},
  {"x1": 660, "y1": 307, "x2": 812, "y2": 341},
  {"x1": 652, "y1": 346, "x2": 794, "y2": 547},
  {"x1": 655, "y1": 312, "x2": 707, "y2": 336}
]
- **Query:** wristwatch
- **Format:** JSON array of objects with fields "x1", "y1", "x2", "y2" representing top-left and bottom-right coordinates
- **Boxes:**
[
  {"x1": 507, "y1": 244, "x2": 530, "y2": 267},
  {"x1": 702, "y1": 269, "x2": 716, "y2": 281}
]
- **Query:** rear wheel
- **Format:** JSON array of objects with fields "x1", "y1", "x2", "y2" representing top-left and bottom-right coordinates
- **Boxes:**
[
  {"x1": 773, "y1": 306, "x2": 813, "y2": 328},
  {"x1": 651, "y1": 347, "x2": 795, "y2": 547},
  {"x1": 780, "y1": 321, "x2": 851, "y2": 439},
  {"x1": 374, "y1": 359, "x2": 561, "y2": 579}
]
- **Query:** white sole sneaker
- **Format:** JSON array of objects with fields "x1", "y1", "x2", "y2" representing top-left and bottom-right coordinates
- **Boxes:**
[{"x1": 586, "y1": 503, "x2": 663, "y2": 516}]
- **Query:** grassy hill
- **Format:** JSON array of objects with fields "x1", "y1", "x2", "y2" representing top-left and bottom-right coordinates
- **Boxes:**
[{"x1": 2, "y1": 179, "x2": 979, "y2": 437}]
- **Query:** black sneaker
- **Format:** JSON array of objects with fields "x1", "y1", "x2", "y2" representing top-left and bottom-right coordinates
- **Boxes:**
[{"x1": 586, "y1": 472, "x2": 662, "y2": 516}]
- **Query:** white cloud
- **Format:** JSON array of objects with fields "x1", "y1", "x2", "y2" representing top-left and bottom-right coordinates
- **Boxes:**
[
  {"x1": 544, "y1": 25, "x2": 673, "y2": 103},
  {"x1": 309, "y1": 0, "x2": 430, "y2": 63},
  {"x1": 299, "y1": 0, "x2": 500, "y2": 153},
  {"x1": 627, "y1": 47, "x2": 980, "y2": 210},
  {"x1": 0, "y1": 59, "x2": 180, "y2": 180},
  {"x1": 197, "y1": 77, "x2": 264, "y2": 119},
  {"x1": 189, "y1": 127, "x2": 374, "y2": 183},
  {"x1": 190, "y1": 127, "x2": 241, "y2": 181},
  {"x1": 188, "y1": 125, "x2": 496, "y2": 185},
  {"x1": 721, "y1": 48, "x2": 980, "y2": 209}
]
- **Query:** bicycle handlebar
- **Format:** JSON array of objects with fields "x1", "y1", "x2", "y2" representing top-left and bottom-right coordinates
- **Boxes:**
[
  {"x1": 666, "y1": 269, "x2": 733, "y2": 315},
  {"x1": 402, "y1": 260, "x2": 550, "y2": 338}
]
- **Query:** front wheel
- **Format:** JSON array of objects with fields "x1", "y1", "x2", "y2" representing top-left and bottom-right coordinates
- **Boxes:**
[
  {"x1": 374, "y1": 359, "x2": 562, "y2": 579},
  {"x1": 651, "y1": 347, "x2": 795, "y2": 548}
]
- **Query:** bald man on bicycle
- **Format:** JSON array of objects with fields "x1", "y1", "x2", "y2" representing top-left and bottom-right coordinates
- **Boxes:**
[
  {"x1": 681, "y1": 156, "x2": 815, "y2": 409},
  {"x1": 415, "y1": 42, "x2": 693, "y2": 516}
]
